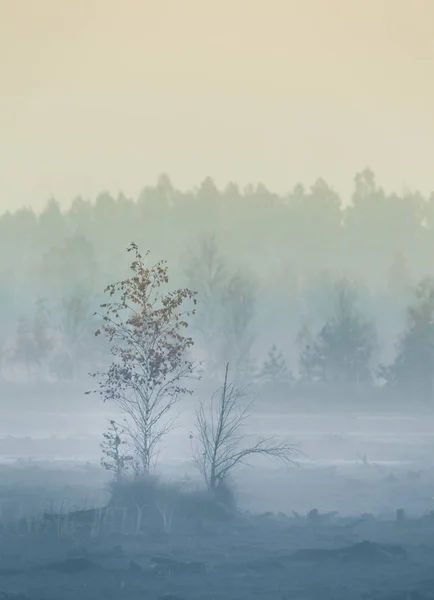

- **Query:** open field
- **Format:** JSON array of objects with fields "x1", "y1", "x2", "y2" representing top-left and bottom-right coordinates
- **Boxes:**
[
  {"x1": 0, "y1": 459, "x2": 432, "y2": 599},
  {"x1": 1, "y1": 396, "x2": 434, "y2": 516},
  {"x1": 1, "y1": 382, "x2": 434, "y2": 597}
]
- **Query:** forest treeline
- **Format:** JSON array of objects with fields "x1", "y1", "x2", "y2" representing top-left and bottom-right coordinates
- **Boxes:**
[{"x1": 1, "y1": 168, "x2": 434, "y2": 402}]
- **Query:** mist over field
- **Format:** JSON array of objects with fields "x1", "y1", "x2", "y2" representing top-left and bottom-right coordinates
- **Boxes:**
[
  {"x1": 2, "y1": 2, "x2": 434, "y2": 598},
  {"x1": 0, "y1": 175, "x2": 433, "y2": 598}
]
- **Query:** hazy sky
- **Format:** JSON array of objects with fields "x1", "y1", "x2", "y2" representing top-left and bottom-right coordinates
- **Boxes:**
[{"x1": 1, "y1": 0, "x2": 433, "y2": 212}]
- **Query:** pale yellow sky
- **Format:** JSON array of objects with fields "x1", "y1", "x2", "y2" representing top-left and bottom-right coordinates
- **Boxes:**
[{"x1": 1, "y1": 0, "x2": 433, "y2": 212}]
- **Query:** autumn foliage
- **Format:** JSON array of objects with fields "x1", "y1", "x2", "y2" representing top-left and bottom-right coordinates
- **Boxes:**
[{"x1": 89, "y1": 242, "x2": 198, "y2": 474}]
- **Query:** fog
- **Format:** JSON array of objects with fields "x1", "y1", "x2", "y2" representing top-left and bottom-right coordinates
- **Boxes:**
[
  {"x1": 2, "y1": 3, "x2": 434, "y2": 599},
  {"x1": 1, "y1": 176, "x2": 434, "y2": 598},
  {"x1": 2, "y1": 382, "x2": 434, "y2": 517}
]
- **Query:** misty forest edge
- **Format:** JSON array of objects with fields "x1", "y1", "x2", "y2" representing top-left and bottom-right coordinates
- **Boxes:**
[{"x1": 1, "y1": 169, "x2": 434, "y2": 403}]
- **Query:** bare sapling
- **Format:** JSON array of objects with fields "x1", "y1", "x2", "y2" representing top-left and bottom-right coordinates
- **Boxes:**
[
  {"x1": 193, "y1": 363, "x2": 299, "y2": 494},
  {"x1": 88, "y1": 242, "x2": 198, "y2": 475},
  {"x1": 101, "y1": 419, "x2": 133, "y2": 482}
]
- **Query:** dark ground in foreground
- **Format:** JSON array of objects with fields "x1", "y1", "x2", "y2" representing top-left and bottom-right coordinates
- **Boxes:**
[
  {"x1": 1, "y1": 384, "x2": 434, "y2": 600},
  {"x1": 0, "y1": 465, "x2": 433, "y2": 599},
  {"x1": 1, "y1": 503, "x2": 434, "y2": 600}
]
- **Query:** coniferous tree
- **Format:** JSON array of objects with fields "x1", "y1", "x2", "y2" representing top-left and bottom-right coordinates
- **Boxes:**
[
  {"x1": 299, "y1": 279, "x2": 375, "y2": 384},
  {"x1": 258, "y1": 344, "x2": 292, "y2": 387},
  {"x1": 381, "y1": 277, "x2": 434, "y2": 401}
]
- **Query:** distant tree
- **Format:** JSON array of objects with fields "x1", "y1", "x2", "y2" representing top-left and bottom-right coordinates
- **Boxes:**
[
  {"x1": 67, "y1": 196, "x2": 94, "y2": 238},
  {"x1": 156, "y1": 173, "x2": 175, "y2": 207},
  {"x1": 185, "y1": 238, "x2": 256, "y2": 381},
  {"x1": 51, "y1": 293, "x2": 98, "y2": 381},
  {"x1": 0, "y1": 280, "x2": 15, "y2": 380},
  {"x1": 184, "y1": 235, "x2": 228, "y2": 373},
  {"x1": 88, "y1": 243, "x2": 198, "y2": 475},
  {"x1": 37, "y1": 198, "x2": 67, "y2": 252},
  {"x1": 381, "y1": 277, "x2": 434, "y2": 401},
  {"x1": 195, "y1": 177, "x2": 221, "y2": 226},
  {"x1": 136, "y1": 178, "x2": 177, "y2": 259},
  {"x1": 286, "y1": 178, "x2": 343, "y2": 273},
  {"x1": 302, "y1": 270, "x2": 336, "y2": 330},
  {"x1": 12, "y1": 299, "x2": 54, "y2": 381},
  {"x1": 220, "y1": 272, "x2": 257, "y2": 382},
  {"x1": 0, "y1": 341, "x2": 4, "y2": 380},
  {"x1": 258, "y1": 345, "x2": 292, "y2": 388},
  {"x1": 344, "y1": 170, "x2": 425, "y2": 286},
  {"x1": 0, "y1": 331, "x2": 9, "y2": 381},
  {"x1": 299, "y1": 279, "x2": 376, "y2": 384},
  {"x1": 32, "y1": 298, "x2": 53, "y2": 378},
  {"x1": 13, "y1": 317, "x2": 37, "y2": 380},
  {"x1": 297, "y1": 322, "x2": 318, "y2": 382},
  {"x1": 377, "y1": 252, "x2": 414, "y2": 364},
  {"x1": 386, "y1": 252, "x2": 412, "y2": 298},
  {"x1": 39, "y1": 235, "x2": 99, "y2": 300}
]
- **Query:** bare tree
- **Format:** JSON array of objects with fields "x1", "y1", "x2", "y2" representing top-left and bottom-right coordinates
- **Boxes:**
[
  {"x1": 101, "y1": 420, "x2": 133, "y2": 482},
  {"x1": 88, "y1": 242, "x2": 198, "y2": 475},
  {"x1": 193, "y1": 363, "x2": 298, "y2": 492}
]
